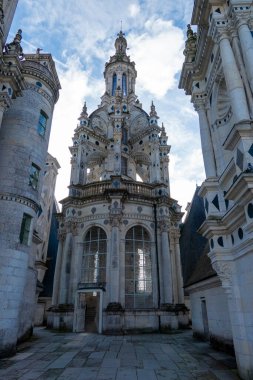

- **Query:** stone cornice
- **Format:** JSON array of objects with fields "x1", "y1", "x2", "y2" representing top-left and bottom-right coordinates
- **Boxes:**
[{"x1": 0, "y1": 192, "x2": 40, "y2": 213}]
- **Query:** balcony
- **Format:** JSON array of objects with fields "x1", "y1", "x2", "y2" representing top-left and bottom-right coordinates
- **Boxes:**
[{"x1": 68, "y1": 177, "x2": 168, "y2": 200}]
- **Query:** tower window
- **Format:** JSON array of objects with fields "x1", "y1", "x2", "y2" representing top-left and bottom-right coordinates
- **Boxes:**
[
  {"x1": 112, "y1": 73, "x2": 117, "y2": 96},
  {"x1": 122, "y1": 73, "x2": 127, "y2": 96},
  {"x1": 37, "y1": 110, "x2": 48, "y2": 137},
  {"x1": 29, "y1": 163, "x2": 40, "y2": 190},
  {"x1": 121, "y1": 156, "x2": 127, "y2": 176},
  {"x1": 19, "y1": 213, "x2": 32, "y2": 245}
]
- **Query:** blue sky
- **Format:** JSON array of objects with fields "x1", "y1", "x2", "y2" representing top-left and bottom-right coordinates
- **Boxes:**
[{"x1": 10, "y1": 0, "x2": 205, "y2": 211}]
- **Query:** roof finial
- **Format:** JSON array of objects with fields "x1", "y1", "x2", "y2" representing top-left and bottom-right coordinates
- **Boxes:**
[
  {"x1": 78, "y1": 101, "x2": 88, "y2": 119},
  {"x1": 6, "y1": 29, "x2": 24, "y2": 59}
]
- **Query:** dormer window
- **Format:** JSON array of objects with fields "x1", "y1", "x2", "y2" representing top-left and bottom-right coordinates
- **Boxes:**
[
  {"x1": 112, "y1": 73, "x2": 117, "y2": 96},
  {"x1": 122, "y1": 73, "x2": 127, "y2": 96}
]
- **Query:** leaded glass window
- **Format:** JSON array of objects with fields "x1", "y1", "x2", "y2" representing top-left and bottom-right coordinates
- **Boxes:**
[
  {"x1": 19, "y1": 213, "x2": 32, "y2": 245},
  {"x1": 125, "y1": 226, "x2": 153, "y2": 308},
  {"x1": 122, "y1": 73, "x2": 127, "y2": 96},
  {"x1": 29, "y1": 163, "x2": 40, "y2": 190},
  {"x1": 121, "y1": 156, "x2": 127, "y2": 176},
  {"x1": 112, "y1": 73, "x2": 117, "y2": 96},
  {"x1": 81, "y1": 227, "x2": 107, "y2": 286},
  {"x1": 37, "y1": 110, "x2": 48, "y2": 137}
]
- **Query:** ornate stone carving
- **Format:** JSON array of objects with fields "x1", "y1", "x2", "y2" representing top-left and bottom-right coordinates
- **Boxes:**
[{"x1": 212, "y1": 261, "x2": 233, "y2": 292}]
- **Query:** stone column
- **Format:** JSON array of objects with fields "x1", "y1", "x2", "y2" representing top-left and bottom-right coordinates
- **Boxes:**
[
  {"x1": 218, "y1": 32, "x2": 250, "y2": 122},
  {"x1": 231, "y1": 34, "x2": 253, "y2": 117},
  {"x1": 174, "y1": 233, "x2": 184, "y2": 304},
  {"x1": 160, "y1": 222, "x2": 173, "y2": 304},
  {"x1": 68, "y1": 236, "x2": 83, "y2": 305},
  {"x1": 151, "y1": 142, "x2": 161, "y2": 183},
  {"x1": 109, "y1": 218, "x2": 120, "y2": 303},
  {"x1": 161, "y1": 157, "x2": 170, "y2": 194},
  {"x1": 194, "y1": 101, "x2": 216, "y2": 178},
  {"x1": 59, "y1": 231, "x2": 72, "y2": 304},
  {"x1": 51, "y1": 235, "x2": 64, "y2": 305},
  {"x1": 169, "y1": 232, "x2": 178, "y2": 303},
  {"x1": 236, "y1": 17, "x2": 253, "y2": 95}
]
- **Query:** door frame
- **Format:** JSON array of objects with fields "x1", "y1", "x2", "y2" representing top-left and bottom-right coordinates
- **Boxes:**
[{"x1": 73, "y1": 288, "x2": 104, "y2": 333}]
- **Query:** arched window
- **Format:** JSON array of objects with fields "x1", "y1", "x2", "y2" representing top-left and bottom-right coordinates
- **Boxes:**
[
  {"x1": 112, "y1": 73, "x2": 117, "y2": 96},
  {"x1": 81, "y1": 227, "x2": 107, "y2": 285},
  {"x1": 122, "y1": 73, "x2": 127, "y2": 96},
  {"x1": 125, "y1": 226, "x2": 153, "y2": 308}
]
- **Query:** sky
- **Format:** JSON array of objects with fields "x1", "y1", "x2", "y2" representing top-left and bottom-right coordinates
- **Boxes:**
[{"x1": 10, "y1": 0, "x2": 205, "y2": 213}]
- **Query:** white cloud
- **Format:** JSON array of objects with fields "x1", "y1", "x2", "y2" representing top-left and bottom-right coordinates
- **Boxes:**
[
  {"x1": 129, "y1": 3, "x2": 141, "y2": 18},
  {"x1": 129, "y1": 19, "x2": 185, "y2": 98}
]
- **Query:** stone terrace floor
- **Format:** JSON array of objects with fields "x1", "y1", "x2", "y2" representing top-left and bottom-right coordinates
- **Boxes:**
[{"x1": 0, "y1": 328, "x2": 240, "y2": 380}]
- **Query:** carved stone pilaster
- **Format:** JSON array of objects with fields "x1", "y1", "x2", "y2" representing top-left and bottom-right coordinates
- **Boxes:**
[
  {"x1": 159, "y1": 220, "x2": 170, "y2": 233},
  {"x1": 57, "y1": 231, "x2": 66, "y2": 241}
]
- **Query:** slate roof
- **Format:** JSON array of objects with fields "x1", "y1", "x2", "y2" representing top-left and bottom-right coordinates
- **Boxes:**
[
  {"x1": 185, "y1": 244, "x2": 217, "y2": 288},
  {"x1": 179, "y1": 186, "x2": 208, "y2": 285}
]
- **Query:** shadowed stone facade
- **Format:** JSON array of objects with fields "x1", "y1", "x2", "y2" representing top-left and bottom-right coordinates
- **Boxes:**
[
  {"x1": 180, "y1": 1, "x2": 253, "y2": 379},
  {"x1": 0, "y1": 1, "x2": 60, "y2": 357},
  {"x1": 49, "y1": 31, "x2": 188, "y2": 333}
]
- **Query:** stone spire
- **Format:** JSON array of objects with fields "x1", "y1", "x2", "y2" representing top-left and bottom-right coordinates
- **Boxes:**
[
  {"x1": 77, "y1": 101, "x2": 89, "y2": 127},
  {"x1": 6, "y1": 29, "x2": 24, "y2": 58},
  {"x1": 149, "y1": 101, "x2": 159, "y2": 126},
  {"x1": 150, "y1": 101, "x2": 158, "y2": 117},
  {"x1": 79, "y1": 101, "x2": 88, "y2": 119}
]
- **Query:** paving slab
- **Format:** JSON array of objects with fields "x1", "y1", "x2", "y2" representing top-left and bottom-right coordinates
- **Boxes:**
[{"x1": 0, "y1": 327, "x2": 240, "y2": 380}]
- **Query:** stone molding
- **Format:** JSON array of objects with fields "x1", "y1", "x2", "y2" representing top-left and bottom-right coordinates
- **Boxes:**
[
  {"x1": 0, "y1": 192, "x2": 40, "y2": 213},
  {"x1": 26, "y1": 83, "x2": 54, "y2": 108}
]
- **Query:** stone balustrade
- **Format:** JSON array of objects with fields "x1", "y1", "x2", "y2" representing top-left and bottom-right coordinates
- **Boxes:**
[{"x1": 68, "y1": 179, "x2": 166, "y2": 199}]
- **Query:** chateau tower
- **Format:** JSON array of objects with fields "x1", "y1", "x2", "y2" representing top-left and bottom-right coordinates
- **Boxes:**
[
  {"x1": 50, "y1": 31, "x2": 187, "y2": 333},
  {"x1": 0, "y1": 29, "x2": 60, "y2": 355},
  {"x1": 180, "y1": 1, "x2": 253, "y2": 378}
]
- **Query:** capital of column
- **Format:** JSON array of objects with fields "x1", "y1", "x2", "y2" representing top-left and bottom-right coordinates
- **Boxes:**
[
  {"x1": 212, "y1": 260, "x2": 233, "y2": 292},
  {"x1": 159, "y1": 220, "x2": 170, "y2": 233},
  {"x1": 232, "y1": 7, "x2": 251, "y2": 29},
  {"x1": 57, "y1": 231, "x2": 66, "y2": 241}
]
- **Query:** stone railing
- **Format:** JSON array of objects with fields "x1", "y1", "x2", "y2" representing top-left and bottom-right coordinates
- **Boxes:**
[{"x1": 68, "y1": 178, "x2": 168, "y2": 199}]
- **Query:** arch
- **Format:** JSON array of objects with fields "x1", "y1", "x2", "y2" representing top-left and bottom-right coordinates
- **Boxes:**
[
  {"x1": 112, "y1": 73, "x2": 117, "y2": 96},
  {"x1": 81, "y1": 226, "x2": 107, "y2": 286},
  {"x1": 125, "y1": 225, "x2": 153, "y2": 309}
]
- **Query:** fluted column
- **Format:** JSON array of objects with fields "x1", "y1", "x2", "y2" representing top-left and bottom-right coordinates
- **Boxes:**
[
  {"x1": 219, "y1": 33, "x2": 249, "y2": 122},
  {"x1": 51, "y1": 236, "x2": 64, "y2": 305},
  {"x1": 236, "y1": 17, "x2": 253, "y2": 95},
  {"x1": 160, "y1": 222, "x2": 173, "y2": 304},
  {"x1": 194, "y1": 101, "x2": 216, "y2": 178}
]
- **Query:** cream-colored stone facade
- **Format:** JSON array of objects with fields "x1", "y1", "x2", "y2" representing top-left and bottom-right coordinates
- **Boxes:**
[
  {"x1": 49, "y1": 32, "x2": 188, "y2": 333},
  {"x1": 180, "y1": 1, "x2": 253, "y2": 379}
]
